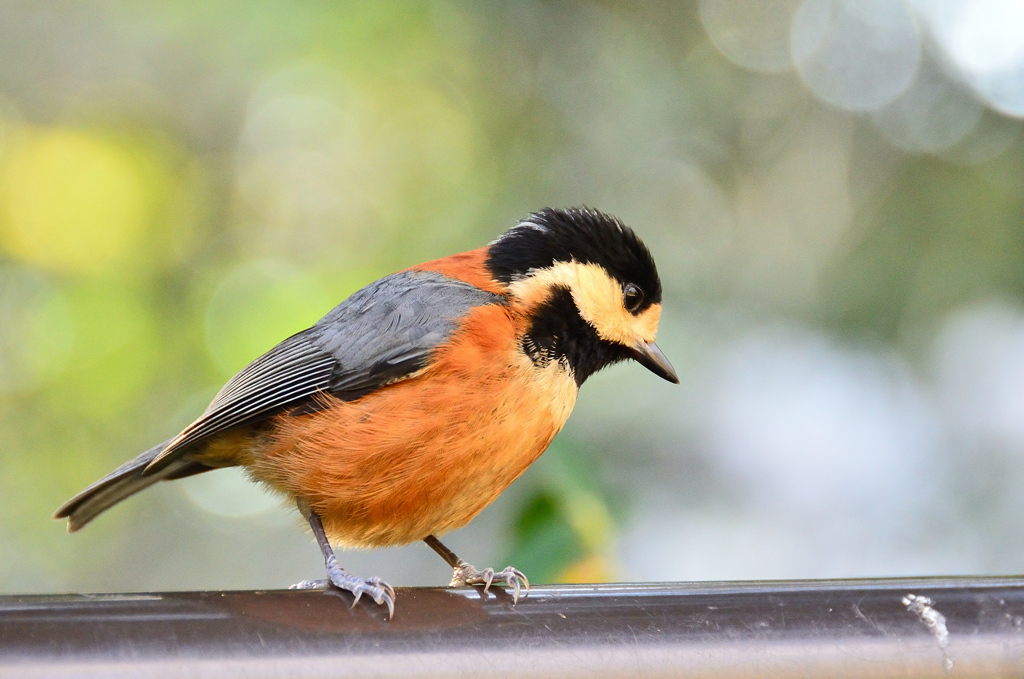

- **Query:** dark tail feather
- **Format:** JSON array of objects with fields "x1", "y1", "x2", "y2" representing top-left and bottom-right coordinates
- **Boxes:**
[{"x1": 54, "y1": 440, "x2": 212, "y2": 533}]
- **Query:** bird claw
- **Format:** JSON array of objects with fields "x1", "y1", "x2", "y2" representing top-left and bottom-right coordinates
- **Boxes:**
[
  {"x1": 290, "y1": 556, "x2": 396, "y2": 618},
  {"x1": 350, "y1": 576, "x2": 396, "y2": 617},
  {"x1": 450, "y1": 562, "x2": 529, "y2": 604}
]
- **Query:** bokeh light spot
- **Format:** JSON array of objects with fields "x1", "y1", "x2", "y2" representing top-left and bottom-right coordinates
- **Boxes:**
[
  {"x1": 920, "y1": 0, "x2": 1024, "y2": 117},
  {"x1": 792, "y1": 0, "x2": 920, "y2": 111},
  {"x1": 936, "y1": 0, "x2": 1024, "y2": 75},
  {"x1": 873, "y1": 57, "x2": 983, "y2": 153},
  {"x1": 0, "y1": 129, "x2": 150, "y2": 272},
  {"x1": 699, "y1": 0, "x2": 805, "y2": 73},
  {"x1": 205, "y1": 259, "x2": 332, "y2": 377}
]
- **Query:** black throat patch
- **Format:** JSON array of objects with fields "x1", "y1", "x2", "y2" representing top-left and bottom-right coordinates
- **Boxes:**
[{"x1": 522, "y1": 287, "x2": 629, "y2": 386}]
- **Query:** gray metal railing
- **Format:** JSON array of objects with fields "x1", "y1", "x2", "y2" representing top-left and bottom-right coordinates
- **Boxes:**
[{"x1": 3, "y1": 577, "x2": 1024, "y2": 677}]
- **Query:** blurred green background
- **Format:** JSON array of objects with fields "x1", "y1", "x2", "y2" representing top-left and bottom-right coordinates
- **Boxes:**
[{"x1": 1, "y1": 0, "x2": 1024, "y2": 593}]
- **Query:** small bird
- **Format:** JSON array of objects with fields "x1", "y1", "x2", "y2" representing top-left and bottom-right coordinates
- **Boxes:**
[{"x1": 55, "y1": 207, "x2": 677, "y2": 617}]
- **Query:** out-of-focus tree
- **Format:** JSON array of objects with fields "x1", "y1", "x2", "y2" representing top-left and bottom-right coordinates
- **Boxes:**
[{"x1": 0, "y1": 1, "x2": 1022, "y2": 593}]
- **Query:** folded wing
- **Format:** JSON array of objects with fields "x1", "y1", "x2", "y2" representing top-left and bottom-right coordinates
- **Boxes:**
[{"x1": 145, "y1": 270, "x2": 504, "y2": 473}]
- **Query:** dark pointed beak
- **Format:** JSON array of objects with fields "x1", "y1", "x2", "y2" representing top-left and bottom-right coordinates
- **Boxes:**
[{"x1": 628, "y1": 341, "x2": 679, "y2": 384}]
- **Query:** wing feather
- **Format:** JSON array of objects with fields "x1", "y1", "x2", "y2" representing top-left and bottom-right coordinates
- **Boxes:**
[{"x1": 145, "y1": 270, "x2": 503, "y2": 472}]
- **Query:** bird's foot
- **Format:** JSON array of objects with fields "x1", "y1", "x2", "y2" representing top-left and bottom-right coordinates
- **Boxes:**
[
  {"x1": 450, "y1": 561, "x2": 529, "y2": 604},
  {"x1": 289, "y1": 555, "x2": 395, "y2": 618}
]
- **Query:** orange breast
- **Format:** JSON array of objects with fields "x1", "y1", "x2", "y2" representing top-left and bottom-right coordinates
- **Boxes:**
[{"x1": 247, "y1": 303, "x2": 578, "y2": 548}]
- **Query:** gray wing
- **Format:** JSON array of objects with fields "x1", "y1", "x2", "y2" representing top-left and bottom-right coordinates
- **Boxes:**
[{"x1": 146, "y1": 270, "x2": 503, "y2": 472}]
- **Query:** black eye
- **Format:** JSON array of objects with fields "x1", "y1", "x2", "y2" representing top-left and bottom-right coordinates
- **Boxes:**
[{"x1": 623, "y1": 283, "x2": 644, "y2": 312}]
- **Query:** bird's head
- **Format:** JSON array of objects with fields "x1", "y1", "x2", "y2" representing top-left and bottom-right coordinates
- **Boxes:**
[{"x1": 487, "y1": 207, "x2": 678, "y2": 386}]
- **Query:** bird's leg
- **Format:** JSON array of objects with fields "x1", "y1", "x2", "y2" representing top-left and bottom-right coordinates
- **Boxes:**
[
  {"x1": 290, "y1": 500, "x2": 395, "y2": 618},
  {"x1": 423, "y1": 535, "x2": 529, "y2": 604}
]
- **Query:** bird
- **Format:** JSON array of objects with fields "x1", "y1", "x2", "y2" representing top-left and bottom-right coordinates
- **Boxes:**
[{"x1": 54, "y1": 207, "x2": 678, "y2": 618}]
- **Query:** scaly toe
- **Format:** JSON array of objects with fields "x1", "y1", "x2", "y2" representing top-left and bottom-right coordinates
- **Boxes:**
[
  {"x1": 319, "y1": 557, "x2": 396, "y2": 618},
  {"x1": 289, "y1": 579, "x2": 329, "y2": 590},
  {"x1": 451, "y1": 563, "x2": 529, "y2": 604}
]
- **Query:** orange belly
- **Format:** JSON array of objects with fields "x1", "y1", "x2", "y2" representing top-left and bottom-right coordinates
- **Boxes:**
[{"x1": 245, "y1": 304, "x2": 578, "y2": 548}]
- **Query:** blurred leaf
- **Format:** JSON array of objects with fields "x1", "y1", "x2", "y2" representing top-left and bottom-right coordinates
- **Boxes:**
[
  {"x1": 504, "y1": 439, "x2": 620, "y2": 584},
  {"x1": 507, "y1": 490, "x2": 586, "y2": 584}
]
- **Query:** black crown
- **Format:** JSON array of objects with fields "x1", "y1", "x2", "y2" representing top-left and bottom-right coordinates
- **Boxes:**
[{"x1": 486, "y1": 207, "x2": 662, "y2": 310}]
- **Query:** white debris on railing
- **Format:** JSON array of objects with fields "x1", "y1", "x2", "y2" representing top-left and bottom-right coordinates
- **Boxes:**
[{"x1": 903, "y1": 592, "x2": 953, "y2": 673}]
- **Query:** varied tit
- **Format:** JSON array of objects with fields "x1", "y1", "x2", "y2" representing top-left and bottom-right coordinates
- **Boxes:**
[{"x1": 55, "y1": 207, "x2": 678, "y2": 618}]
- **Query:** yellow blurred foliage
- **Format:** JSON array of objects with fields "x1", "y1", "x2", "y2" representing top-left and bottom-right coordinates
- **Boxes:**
[
  {"x1": 557, "y1": 554, "x2": 617, "y2": 584},
  {"x1": 562, "y1": 488, "x2": 616, "y2": 554},
  {"x1": 0, "y1": 129, "x2": 149, "y2": 273}
]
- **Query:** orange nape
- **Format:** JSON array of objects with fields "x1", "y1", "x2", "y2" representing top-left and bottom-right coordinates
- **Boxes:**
[
  {"x1": 247, "y1": 302, "x2": 578, "y2": 549},
  {"x1": 408, "y1": 247, "x2": 508, "y2": 294}
]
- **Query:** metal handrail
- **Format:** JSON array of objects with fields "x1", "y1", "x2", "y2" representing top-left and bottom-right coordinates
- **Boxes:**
[{"x1": 3, "y1": 576, "x2": 1024, "y2": 677}]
